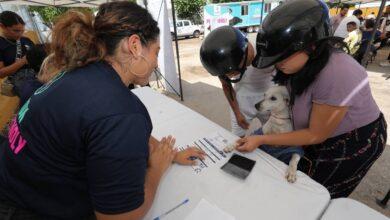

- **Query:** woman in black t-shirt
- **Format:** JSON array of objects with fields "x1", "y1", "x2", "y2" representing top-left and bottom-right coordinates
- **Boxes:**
[
  {"x1": 0, "y1": 11, "x2": 34, "y2": 95},
  {"x1": 0, "y1": 11, "x2": 34, "y2": 76},
  {"x1": 0, "y1": 2, "x2": 205, "y2": 220}
]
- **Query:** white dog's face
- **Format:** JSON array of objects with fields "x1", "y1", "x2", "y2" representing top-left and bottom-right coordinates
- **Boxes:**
[{"x1": 255, "y1": 86, "x2": 290, "y2": 114}]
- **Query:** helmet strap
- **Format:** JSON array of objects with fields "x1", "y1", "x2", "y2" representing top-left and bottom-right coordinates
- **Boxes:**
[{"x1": 218, "y1": 44, "x2": 249, "y2": 100}]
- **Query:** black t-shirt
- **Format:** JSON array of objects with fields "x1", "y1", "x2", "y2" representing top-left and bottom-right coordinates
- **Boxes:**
[
  {"x1": 0, "y1": 62, "x2": 152, "y2": 219},
  {"x1": 0, "y1": 36, "x2": 34, "y2": 67}
]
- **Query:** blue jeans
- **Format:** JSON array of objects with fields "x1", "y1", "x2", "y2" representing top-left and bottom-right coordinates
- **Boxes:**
[{"x1": 253, "y1": 128, "x2": 304, "y2": 165}]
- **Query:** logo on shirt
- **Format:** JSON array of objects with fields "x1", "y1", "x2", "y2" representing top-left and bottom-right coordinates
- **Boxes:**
[
  {"x1": 8, "y1": 71, "x2": 66, "y2": 154},
  {"x1": 8, "y1": 118, "x2": 26, "y2": 154}
]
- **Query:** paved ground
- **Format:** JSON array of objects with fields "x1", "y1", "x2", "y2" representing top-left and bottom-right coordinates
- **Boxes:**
[{"x1": 156, "y1": 34, "x2": 390, "y2": 216}]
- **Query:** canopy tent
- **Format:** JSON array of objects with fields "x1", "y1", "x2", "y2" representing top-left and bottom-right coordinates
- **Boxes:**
[
  {"x1": 0, "y1": 0, "x2": 110, "y2": 7},
  {"x1": 0, "y1": 0, "x2": 184, "y2": 100}
]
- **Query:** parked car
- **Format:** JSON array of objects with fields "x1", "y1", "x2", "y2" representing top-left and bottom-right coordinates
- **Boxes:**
[{"x1": 170, "y1": 20, "x2": 204, "y2": 39}]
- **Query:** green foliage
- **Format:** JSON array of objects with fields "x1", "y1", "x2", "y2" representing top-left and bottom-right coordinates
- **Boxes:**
[
  {"x1": 28, "y1": 6, "x2": 95, "y2": 28},
  {"x1": 211, "y1": 0, "x2": 244, "y2": 3},
  {"x1": 174, "y1": 0, "x2": 206, "y2": 23}
]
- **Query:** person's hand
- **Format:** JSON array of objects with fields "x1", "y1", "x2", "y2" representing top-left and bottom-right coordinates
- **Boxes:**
[
  {"x1": 236, "y1": 135, "x2": 263, "y2": 152},
  {"x1": 236, "y1": 113, "x2": 249, "y2": 129},
  {"x1": 148, "y1": 136, "x2": 177, "y2": 174},
  {"x1": 17, "y1": 56, "x2": 27, "y2": 65},
  {"x1": 174, "y1": 147, "x2": 206, "y2": 166}
]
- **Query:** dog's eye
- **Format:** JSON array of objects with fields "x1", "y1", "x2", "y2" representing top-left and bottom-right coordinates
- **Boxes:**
[{"x1": 270, "y1": 96, "x2": 277, "y2": 101}]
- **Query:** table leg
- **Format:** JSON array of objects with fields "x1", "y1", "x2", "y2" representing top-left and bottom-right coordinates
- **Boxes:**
[{"x1": 376, "y1": 189, "x2": 389, "y2": 208}]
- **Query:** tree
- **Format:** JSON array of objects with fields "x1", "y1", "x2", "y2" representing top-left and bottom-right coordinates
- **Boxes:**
[
  {"x1": 174, "y1": 0, "x2": 206, "y2": 23},
  {"x1": 211, "y1": 0, "x2": 243, "y2": 3},
  {"x1": 28, "y1": 6, "x2": 95, "y2": 28}
]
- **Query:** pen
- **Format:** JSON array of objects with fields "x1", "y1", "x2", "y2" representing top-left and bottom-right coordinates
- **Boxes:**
[{"x1": 153, "y1": 198, "x2": 189, "y2": 220}]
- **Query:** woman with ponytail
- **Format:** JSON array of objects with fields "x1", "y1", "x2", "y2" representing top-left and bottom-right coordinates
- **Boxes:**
[{"x1": 0, "y1": 2, "x2": 204, "y2": 219}]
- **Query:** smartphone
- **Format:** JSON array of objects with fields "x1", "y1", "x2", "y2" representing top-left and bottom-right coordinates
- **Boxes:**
[{"x1": 221, "y1": 153, "x2": 256, "y2": 180}]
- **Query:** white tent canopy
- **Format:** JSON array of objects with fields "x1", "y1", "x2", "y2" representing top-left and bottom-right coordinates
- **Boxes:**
[{"x1": 0, "y1": 0, "x2": 110, "y2": 7}]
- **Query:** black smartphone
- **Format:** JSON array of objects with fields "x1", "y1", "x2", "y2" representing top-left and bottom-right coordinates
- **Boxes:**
[{"x1": 221, "y1": 153, "x2": 256, "y2": 180}]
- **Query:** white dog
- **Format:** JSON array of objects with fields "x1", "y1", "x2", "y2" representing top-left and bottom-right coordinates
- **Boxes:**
[{"x1": 224, "y1": 86, "x2": 303, "y2": 183}]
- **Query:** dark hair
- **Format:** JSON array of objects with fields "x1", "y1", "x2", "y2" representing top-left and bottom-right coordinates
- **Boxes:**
[
  {"x1": 0, "y1": 11, "x2": 25, "y2": 27},
  {"x1": 347, "y1": 21, "x2": 357, "y2": 27},
  {"x1": 273, "y1": 38, "x2": 347, "y2": 105},
  {"x1": 341, "y1": 4, "x2": 349, "y2": 10},
  {"x1": 51, "y1": 1, "x2": 159, "y2": 71},
  {"x1": 364, "y1": 19, "x2": 375, "y2": 29},
  {"x1": 26, "y1": 44, "x2": 48, "y2": 72},
  {"x1": 353, "y1": 9, "x2": 363, "y2": 16}
]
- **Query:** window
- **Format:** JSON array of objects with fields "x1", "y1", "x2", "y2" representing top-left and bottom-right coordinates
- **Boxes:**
[
  {"x1": 241, "y1": 5, "x2": 249, "y2": 16},
  {"x1": 183, "y1": 21, "x2": 190, "y2": 26},
  {"x1": 177, "y1": 21, "x2": 183, "y2": 27}
]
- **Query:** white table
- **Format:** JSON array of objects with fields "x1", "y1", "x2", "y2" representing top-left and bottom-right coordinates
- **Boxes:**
[
  {"x1": 321, "y1": 198, "x2": 389, "y2": 220},
  {"x1": 133, "y1": 87, "x2": 331, "y2": 220}
]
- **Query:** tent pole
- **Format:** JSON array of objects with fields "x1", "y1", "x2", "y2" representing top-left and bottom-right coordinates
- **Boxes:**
[
  {"x1": 361, "y1": 0, "x2": 387, "y2": 67},
  {"x1": 171, "y1": 0, "x2": 184, "y2": 101},
  {"x1": 260, "y1": 0, "x2": 264, "y2": 24}
]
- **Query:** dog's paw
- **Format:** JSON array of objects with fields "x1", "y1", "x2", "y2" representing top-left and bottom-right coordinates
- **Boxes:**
[
  {"x1": 285, "y1": 168, "x2": 297, "y2": 183},
  {"x1": 223, "y1": 144, "x2": 236, "y2": 153}
]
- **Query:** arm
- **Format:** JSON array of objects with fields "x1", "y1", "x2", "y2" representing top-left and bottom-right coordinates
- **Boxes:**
[
  {"x1": 0, "y1": 58, "x2": 27, "y2": 78},
  {"x1": 149, "y1": 135, "x2": 159, "y2": 152},
  {"x1": 236, "y1": 103, "x2": 347, "y2": 151},
  {"x1": 219, "y1": 77, "x2": 249, "y2": 130},
  {"x1": 330, "y1": 16, "x2": 336, "y2": 26}
]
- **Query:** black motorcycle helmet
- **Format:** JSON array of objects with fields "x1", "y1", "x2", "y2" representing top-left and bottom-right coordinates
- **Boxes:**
[
  {"x1": 200, "y1": 26, "x2": 248, "y2": 83},
  {"x1": 253, "y1": 0, "x2": 331, "y2": 69}
]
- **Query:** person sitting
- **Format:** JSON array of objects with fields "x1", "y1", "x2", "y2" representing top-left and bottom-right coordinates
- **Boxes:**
[
  {"x1": 334, "y1": 9, "x2": 363, "y2": 38},
  {"x1": 344, "y1": 21, "x2": 361, "y2": 55},
  {"x1": 355, "y1": 19, "x2": 382, "y2": 64}
]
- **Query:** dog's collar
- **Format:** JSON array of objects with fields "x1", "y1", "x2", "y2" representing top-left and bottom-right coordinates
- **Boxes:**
[{"x1": 270, "y1": 114, "x2": 291, "y2": 120}]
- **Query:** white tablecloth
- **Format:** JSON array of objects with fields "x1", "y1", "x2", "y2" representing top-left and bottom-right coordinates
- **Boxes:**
[
  {"x1": 321, "y1": 198, "x2": 389, "y2": 220},
  {"x1": 133, "y1": 87, "x2": 331, "y2": 220}
]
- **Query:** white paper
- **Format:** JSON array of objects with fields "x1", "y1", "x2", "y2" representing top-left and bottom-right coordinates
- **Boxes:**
[
  {"x1": 180, "y1": 132, "x2": 236, "y2": 175},
  {"x1": 184, "y1": 199, "x2": 235, "y2": 220}
]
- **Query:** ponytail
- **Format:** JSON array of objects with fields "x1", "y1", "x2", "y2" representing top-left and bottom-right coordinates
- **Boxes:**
[{"x1": 51, "y1": 11, "x2": 105, "y2": 71}]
